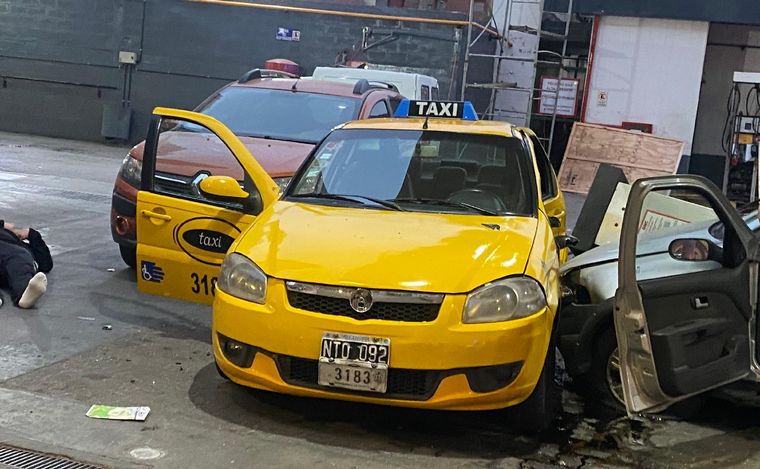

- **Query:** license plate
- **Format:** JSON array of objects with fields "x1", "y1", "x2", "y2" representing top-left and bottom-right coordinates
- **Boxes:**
[{"x1": 318, "y1": 332, "x2": 390, "y2": 393}]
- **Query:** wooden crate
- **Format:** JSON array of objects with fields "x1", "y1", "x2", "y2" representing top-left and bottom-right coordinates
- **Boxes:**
[{"x1": 558, "y1": 123, "x2": 684, "y2": 194}]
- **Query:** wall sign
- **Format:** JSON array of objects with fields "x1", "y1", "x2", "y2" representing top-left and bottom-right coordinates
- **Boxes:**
[
  {"x1": 537, "y1": 77, "x2": 580, "y2": 117},
  {"x1": 597, "y1": 90, "x2": 609, "y2": 107},
  {"x1": 276, "y1": 27, "x2": 301, "y2": 42}
]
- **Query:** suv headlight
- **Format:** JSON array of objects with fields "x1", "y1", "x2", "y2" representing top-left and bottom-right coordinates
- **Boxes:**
[
  {"x1": 119, "y1": 153, "x2": 142, "y2": 188},
  {"x1": 463, "y1": 277, "x2": 546, "y2": 324},
  {"x1": 217, "y1": 253, "x2": 267, "y2": 304},
  {"x1": 273, "y1": 177, "x2": 292, "y2": 193}
]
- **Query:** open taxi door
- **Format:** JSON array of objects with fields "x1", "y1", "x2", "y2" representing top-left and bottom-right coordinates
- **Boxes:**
[
  {"x1": 614, "y1": 175, "x2": 760, "y2": 416},
  {"x1": 135, "y1": 108, "x2": 278, "y2": 304}
]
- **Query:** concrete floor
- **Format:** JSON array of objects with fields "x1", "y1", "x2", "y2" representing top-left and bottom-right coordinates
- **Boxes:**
[{"x1": 0, "y1": 131, "x2": 760, "y2": 468}]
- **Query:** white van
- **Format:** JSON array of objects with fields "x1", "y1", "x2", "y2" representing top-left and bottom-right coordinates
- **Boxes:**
[{"x1": 311, "y1": 67, "x2": 440, "y2": 100}]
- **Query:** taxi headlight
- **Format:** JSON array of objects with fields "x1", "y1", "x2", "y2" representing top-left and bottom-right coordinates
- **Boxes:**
[
  {"x1": 217, "y1": 253, "x2": 267, "y2": 304},
  {"x1": 119, "y1": 153, "x2": 142, "y2": 188},
  {"x1": 273, "y1": 177, "x2": 292, "y2": 193},
  {"x1": 463, "y1": 277, "x2": 546, "y2": 324}
]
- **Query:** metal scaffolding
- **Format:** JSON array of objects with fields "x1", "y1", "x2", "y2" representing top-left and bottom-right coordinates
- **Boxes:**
[{"x1": 460, "y1": 0, "x2": 574, "y2": 156}]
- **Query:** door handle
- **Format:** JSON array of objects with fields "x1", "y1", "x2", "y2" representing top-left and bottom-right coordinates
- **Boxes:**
[
  {"x1": 142, "y1": 210, "x2": 172, "y2": 221},
  {"x1": 693, "y1": 296, "x2": 709, "y2": 309}
]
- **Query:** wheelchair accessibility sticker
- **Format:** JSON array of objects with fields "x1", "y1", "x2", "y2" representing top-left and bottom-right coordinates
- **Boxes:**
[{"x1": 141, "y1": 261, "x2": 165, "y2": 283}]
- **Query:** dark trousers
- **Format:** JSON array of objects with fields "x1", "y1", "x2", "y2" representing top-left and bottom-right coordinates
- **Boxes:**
[{"x1": 0, "y1": 241, "x2": 36, "y2": 305}]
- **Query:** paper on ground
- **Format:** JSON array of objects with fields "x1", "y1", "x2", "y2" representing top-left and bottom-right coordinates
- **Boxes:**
[{"x1": 86, "y1": 405, "x2": 150, "y2": 421}]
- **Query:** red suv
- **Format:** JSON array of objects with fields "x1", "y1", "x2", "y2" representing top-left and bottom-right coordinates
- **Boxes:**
[{"x1": 112, "y1": 69, "x2": 403, "y2": 267}]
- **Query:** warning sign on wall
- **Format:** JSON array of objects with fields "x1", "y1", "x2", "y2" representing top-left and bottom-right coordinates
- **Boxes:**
[{"x1": 537, "y1": 77, "x2": 579, "y2": 117}]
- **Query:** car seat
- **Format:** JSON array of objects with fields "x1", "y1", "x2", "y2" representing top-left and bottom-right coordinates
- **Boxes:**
[
  {"x1": 475, "y1": 164, "x2": 526, "y2": 212},
  {"x1": 430, "y1": 166, "x2": 467, "y2": 199}
]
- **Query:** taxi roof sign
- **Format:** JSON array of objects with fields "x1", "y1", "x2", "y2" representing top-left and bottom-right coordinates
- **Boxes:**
[{"x1": 394, "y1": 99, "x2": 478, "y2": 121}]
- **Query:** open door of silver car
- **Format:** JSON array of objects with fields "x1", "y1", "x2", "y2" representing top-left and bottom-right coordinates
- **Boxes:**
[{"x1": 614, "y1": 175, "x2": 760, "y2": 416}]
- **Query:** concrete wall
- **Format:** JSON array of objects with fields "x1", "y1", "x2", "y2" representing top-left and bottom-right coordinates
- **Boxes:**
[
  {"x1": 584, "y1": 16, "x2": 708, "y2": 156},
  {"x1": 0, "y1": 0, "x2": 486, "y2": 143}
]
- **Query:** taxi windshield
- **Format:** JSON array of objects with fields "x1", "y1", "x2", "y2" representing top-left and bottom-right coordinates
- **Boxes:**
[
  {"x1": 287, "y1": 129, "x2": 536, "y2": 216},
  {"x1": 181, "y1": 87, "x2": 361, "y2": 144}
]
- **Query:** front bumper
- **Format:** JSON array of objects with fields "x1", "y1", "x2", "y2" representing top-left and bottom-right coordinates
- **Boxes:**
[
  {"x1": 212, "y1": 279, "x2": 554, "y2": 411},
  {"x1": 110, "y1": 182, "x2": 137, "y2": 245}
]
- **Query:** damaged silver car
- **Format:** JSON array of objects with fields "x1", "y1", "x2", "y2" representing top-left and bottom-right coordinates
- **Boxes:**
[{"x1": 559, "y1": 175, "x2": 760, "y2": 411}]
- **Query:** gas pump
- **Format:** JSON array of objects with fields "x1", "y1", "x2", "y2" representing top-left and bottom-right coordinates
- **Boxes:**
[{"x1": 723, "y1": 72, "x2": 760, "y2": 203}]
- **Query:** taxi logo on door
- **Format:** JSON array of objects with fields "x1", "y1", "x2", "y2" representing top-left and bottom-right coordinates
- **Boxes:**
[{"x1": 174, "y1": 217, "x2": 241, "y2": 266}]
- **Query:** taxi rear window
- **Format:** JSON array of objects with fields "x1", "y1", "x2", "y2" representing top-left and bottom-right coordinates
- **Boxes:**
[
  {"x1": 190, "y1": 87, "x2": 361, "y2": 144},
  {"x1": 288, "y1": 129, "x2": 537, "y2": 217}
]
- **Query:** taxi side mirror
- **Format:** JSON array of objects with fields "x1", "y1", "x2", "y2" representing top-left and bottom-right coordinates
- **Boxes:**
[
  {"x1": 548, "y1": 216, "x2": 561, "y2": 228},
  {"x1": 199, "y1": 176, "x2": 250, "y2": 200},
  {"x1": 555, "y1": 234, "x2": 579, "y2": 250}
]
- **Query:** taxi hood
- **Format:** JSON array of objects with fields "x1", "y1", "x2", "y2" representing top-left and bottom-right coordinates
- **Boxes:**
[{"x1": 234, "y1": 202, "x2": 538, "y2": 294}]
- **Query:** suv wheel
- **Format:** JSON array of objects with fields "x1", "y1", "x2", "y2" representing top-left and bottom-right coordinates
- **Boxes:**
[
  {"x1": 119, "y1": 244, "x2": 136, "y2": 269},
  {"x1": 585, "y1": 327, "x2": 705, "y2": 416},
  {"x1": 585, "y1": 327, "x2": 625, "y2": 409}
]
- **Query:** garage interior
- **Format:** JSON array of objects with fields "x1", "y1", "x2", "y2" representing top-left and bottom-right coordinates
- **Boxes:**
[{"x1": 693, "y1": 23, "x2": 760, "y2": 202}]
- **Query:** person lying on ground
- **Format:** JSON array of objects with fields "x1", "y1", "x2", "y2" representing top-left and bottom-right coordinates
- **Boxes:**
[{"x1": 0, "y1": 220, "x2": 53, "y2": 309}]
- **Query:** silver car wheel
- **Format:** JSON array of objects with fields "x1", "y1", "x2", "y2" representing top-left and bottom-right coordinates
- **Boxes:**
[{"x1": 606, "y1": 348, "x2": 626, "y2": 406}]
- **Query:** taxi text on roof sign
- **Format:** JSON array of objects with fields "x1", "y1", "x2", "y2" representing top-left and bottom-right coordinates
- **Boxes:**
[{"x1": 394, "y1": 99, "x2": 478, "y2": 121}]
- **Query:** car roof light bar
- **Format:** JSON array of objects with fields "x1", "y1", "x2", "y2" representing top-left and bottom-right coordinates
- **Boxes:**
[{"x1": 393, "y1": 99, "x2": 478, "y2": 121}]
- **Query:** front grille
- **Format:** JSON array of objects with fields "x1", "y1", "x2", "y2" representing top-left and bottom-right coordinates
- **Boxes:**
[
  {"x1": 276, "y1": 355, "x2": 443, "y2": 400},
  {"x1": 287, "y1": 291, "x2": 440, "y2": 322},
  {"x1": 155, "y1": 172, "x2": 193, "y2": 197}
]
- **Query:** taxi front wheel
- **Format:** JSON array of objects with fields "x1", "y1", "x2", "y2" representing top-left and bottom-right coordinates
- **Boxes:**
[{"x1": 506, "y1": 344, "x2": 560, "y2": 434}]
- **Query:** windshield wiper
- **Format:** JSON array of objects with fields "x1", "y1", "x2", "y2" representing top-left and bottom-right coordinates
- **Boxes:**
[
  {"x1": 240, "y1": 133, "x2": 318, "y2": 145},
  {"x1": 289, "y1": 193, "x2": 404, "y2": 211},
  {"x1": 392, "y1": 198, "x2": 498, "y2": 216}
]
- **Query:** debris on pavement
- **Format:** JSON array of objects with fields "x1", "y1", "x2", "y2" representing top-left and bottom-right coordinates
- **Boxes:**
[
  {"x1": 102, "y1": 324, "x2": 112, "y2": 331},
  {"x1": 86, "y1": 405, "x2": 150, "y2": 421},
  {"x1": 107, "y1": 268, "x2": 115, "y2": 272}
]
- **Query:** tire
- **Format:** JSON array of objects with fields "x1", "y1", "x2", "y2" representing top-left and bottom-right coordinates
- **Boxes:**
[
  {"x1": 584, "y1": 327, "x2": 705, "y2": 417},
  {"x1": 584, "y1": 327, "x2": 626, "y2": 411},
  {"x1": 119, "y1": 244, "x2": 136, "y2": 269},
  {"x1": 508, "y1": 343, "x2": 560, "y2": 434}
]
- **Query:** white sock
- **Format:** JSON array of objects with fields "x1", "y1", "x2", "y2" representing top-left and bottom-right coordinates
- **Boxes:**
[{"x1": 18, "y1": 272, "x2": 47, "y2": 309}]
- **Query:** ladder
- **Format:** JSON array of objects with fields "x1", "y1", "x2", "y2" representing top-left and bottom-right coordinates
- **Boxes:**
[{"x1": 460, "y1": 0, "x2": 574, "y2": 156}]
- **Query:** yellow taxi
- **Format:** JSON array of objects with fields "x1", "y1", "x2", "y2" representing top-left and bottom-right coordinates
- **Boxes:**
[{"x1": 134, "y1": 101, "x2": 569, "y2": 431}]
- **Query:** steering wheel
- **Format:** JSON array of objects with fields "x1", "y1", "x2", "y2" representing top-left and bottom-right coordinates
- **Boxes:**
[{"x1": 447, "y1": 189, "x2": 506, "y2": 213}]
